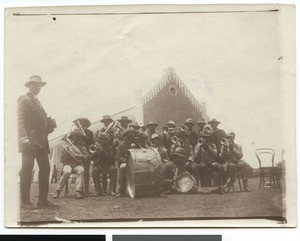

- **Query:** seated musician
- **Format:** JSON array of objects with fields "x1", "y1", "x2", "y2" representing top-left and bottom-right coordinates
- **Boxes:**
[
  {"x1": 113, "y1": 116, "x2": 132, "y2": 149},
  {"x1": 194, "y1": 128, "x2": 218, "y2": 187},
  {"x1": 100, "y1": 115, "x2": 114, "y2": 132},
  {"x1": 218, "y1": 134, "x2": 238, "y2": 193},
  {"x1": 150, "y1": 134, "x2": 175, "y2": 180},
  {"x1": 115, "y1": 128, "x2": 139, "y2": 197},
  {"x1": 196, "y1": 118, "x2": 206, "y2": 136},
  {"x1": 224, "y1": 132, "x2": 252, "y2": 192},
  {"x1": 162, "y1": 120, "x2": 177, "y2": 155},
  {"x1": 73, "y1": 117, "x2": 94, "y2": 195},
  {"x1": 91, "y1": 133, "x2": 117, "y2": 196},
  {"x1": 184, "y1": 118, "x2": 198, "y2": 149},
  {"x1": 170, "y1": 130, "x2": 197, "y2": 179},
  {"x1": 129, "y1": 121, "x2": 141, "y2": 132},
  {"x1": 53, "y1": 131, "x2": 90, "y2": 199},
  {"x1": 145, "y1": 121, "x2": 159, "y2": 140}
]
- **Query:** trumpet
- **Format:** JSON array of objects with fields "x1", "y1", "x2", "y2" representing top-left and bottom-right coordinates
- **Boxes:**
[{"x1": 61, "y1": 134, "x2": 83, "y2": 163}]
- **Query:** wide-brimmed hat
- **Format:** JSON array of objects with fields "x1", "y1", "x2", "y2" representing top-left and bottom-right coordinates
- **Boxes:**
[
  {"x1": 166, "y1": 120, "x2": 176, "y2": 128},
  {"x1": 146, "y1": 121, "x2": 158, "y2": 128},
  {"x1": 129, "y1": 121, "x2": 140, "y2": 128},
  {"x1": 74, "y1": 117, "x2": 91, "y2": 128},
  {"x1": 173, "y1": 147, "x2": 187, "y2": 159},
  {"x1": 25, "y1": 75, "x2": 47, "y2": 88},
  {"x1": 117, "y1": 116, "x2": 132, "y2": 123},
  {"x1": 100, "y1": 115, "x2": 113, "y2": 123},
  {"x1": 197, "y1": 118, "x2": 206, "y2": 125},
  {"x1": 184, "y1": 118, "x2": 194, "y2": 126},
  {"x1": 150, "y1": 133, "x2": 161, "y2": 141},
  {"x1": 208, "y1": 118, "x2": 221, "y2": 124},
  {"x1": 123, "y1": 128, "x2": 137, "y2": 137}
]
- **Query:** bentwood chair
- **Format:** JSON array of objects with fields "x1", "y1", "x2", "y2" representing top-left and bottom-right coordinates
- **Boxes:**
[{"x1": 255, "y1": 148, "x2": 278, "y2": 189}]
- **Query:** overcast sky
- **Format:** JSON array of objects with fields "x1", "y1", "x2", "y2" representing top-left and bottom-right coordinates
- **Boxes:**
[{"x1": 6, "y1": 8, "x2": 283, "y2": 168}]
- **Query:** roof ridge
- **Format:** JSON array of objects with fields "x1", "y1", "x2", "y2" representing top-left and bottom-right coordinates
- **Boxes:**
[{"x1": 143, "y1": 68, "x2": 202, "y2": 112}]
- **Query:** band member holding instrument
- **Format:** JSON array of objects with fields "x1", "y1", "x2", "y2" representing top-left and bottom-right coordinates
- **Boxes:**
[
  {"x1": 18, "y1": 75, "x2": 57, "y2": 208},
  {"x1": 117, "y1": 116, "x2": 132, "y2": 129},
  {"x1": 218, "y1": 134, "x2": 237, "y2": 193},
  {"x1": 208, "y1": 118, "x2": 226, "y2": 153},
  {"x1": 100, "y1": 115, "x2": 114, "y2": 132},
  {"x1": 74, "y1": 117, "x2": 94, "y2": 194},
  {"x1": 145, "y1": 121, "x2": 159, "y2": 140},
  {"x1": 115, "y1": 128, "x2": 139, "y2": 197},
  {"x1": 194, "y1": 128, "x2": 218, "y2": 187},
  {"x1": 223, "y1": 132, "x2": 252, "y2": 192},
  {"x1": 184, "y1": 118, "x2": 198, "y2": 149},
  {"x1": 113, "y1": 116, "x2": 132, "y2": 149},
  {"x1": 150, "y1": 134, "x2": 175, "y2": 180},
  {"x1": 91, "y1": 133, "x2": 117, "y2": 196},
  {"x1": 53, "y1": 131, "x2": 90, "y2": 199},
  {"x1": 170, "y1": 129, "x2": 194, "y2": 162},
  {"x1": 162, "y1": 120, "x2": 177, "y2": 155},
  {"x1": 196, "y1": 118, "x2": 206, "y2": 136},
  {"x1": 129, "y1": 121, "x2": 141, "y2": 132},
  {"x1": 170, "y1": 130, "x2": 195, "y2": 176}
]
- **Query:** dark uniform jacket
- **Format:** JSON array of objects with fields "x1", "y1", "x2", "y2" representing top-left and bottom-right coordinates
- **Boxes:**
[
  {"x1": 186, "y1": 131, "x2": 198, "y2": 149},
  {"x1": 194, "y1": 142, "x2": 218, "y2": 164},
  {"x1": 211, "y1": 128, "x2": 226, "y2": 153},
  {"x1": 91, "y1": 144, "x2": 115, "y2": 168},
  {"x1": 17, "y1": 92, "x2": 51, "y2": 153},
  {"x1": 84, "y1": 128, "x2": 94, "y2": 149}
]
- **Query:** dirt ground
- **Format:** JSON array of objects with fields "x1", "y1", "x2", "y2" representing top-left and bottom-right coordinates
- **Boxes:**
[{"x1": 19, "y1": 177, "x2": 285, "y2": 224}]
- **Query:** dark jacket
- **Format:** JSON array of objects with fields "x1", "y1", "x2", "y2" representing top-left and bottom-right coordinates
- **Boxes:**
[
  {"x1": 194, "y1": 141, "x2": 218, "y2": 164},
  {"x1": 91, "y1": 143, "x2": 115, "y2": 167},
  {"x1": 84, "y1": 128, "x2": 94, "y2": 149},
  {"x1": 186, "y1": 131, "x2": 198, "y2": 149},
  {"x1": 18, "y1": 92, "x2": 50, "y2": 153},
  {"x1": 211, "y1": 128, "x2": 226, "y2": 153}
]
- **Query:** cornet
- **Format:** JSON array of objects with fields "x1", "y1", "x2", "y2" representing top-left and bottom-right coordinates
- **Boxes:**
[{"x1": 89, "y1": 142, "x2": 102, "y2": 154}]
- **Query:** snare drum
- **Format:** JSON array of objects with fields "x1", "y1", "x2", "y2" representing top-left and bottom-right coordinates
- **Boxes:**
[
  {"x1": 127, "y1": 148, "x2": 165, "y2": 198},
  {"x1": 174, "y1": 172, "x2": 197, "y2": 194}
]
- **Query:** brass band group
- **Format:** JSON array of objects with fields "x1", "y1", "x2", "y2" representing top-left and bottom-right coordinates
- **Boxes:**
[{"x1": 18, "y1": 76, "x2": 251, "y2": 209}]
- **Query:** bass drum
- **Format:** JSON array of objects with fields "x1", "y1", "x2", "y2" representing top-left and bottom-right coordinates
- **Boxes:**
[{"x1": 127, "y1": 148, "x2": 165, "y2": 198}]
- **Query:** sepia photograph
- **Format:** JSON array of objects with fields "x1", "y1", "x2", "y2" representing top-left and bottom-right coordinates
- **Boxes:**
[{"x1": 4, "y1": 4, "x2": 296, "y2": 227}]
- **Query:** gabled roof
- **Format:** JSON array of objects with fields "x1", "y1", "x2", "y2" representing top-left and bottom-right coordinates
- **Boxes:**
[{"x1": 143, "y1": 68, "x2": 202, "y2": 113}]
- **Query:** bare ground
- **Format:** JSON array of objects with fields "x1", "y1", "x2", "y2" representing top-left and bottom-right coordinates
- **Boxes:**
[{"x1": 19, "y1": 177, "x2": 285, "y2": 224}]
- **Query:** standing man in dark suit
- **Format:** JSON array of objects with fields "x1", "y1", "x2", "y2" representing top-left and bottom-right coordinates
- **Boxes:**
[{"x1": 18, "y1": 75, "x2": 56, "y2": 208}]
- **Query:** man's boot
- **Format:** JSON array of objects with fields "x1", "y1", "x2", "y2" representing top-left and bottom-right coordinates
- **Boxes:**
[{"x1": 243, "y1": 179, "x2": 252, "y2": 192}]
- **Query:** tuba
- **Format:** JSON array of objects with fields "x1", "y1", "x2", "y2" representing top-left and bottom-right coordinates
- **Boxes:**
[{"x1": 61, "y1": 134, "x2": 83, "y2": 163}]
